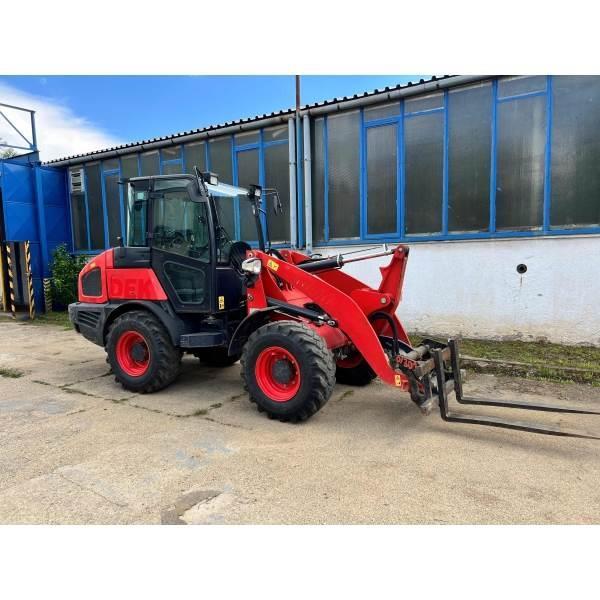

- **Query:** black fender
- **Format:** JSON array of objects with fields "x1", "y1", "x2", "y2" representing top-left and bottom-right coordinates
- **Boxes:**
[
  {"x1": 102, "y1": 300, "x2": 184, "y2": 347},
  {"x1": 228, "y1": 307, "x2": 278, "y2": 356}
]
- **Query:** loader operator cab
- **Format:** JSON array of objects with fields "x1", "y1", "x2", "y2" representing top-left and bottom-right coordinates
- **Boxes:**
[{"x1": 123, "y1": 172, "x2": 276, "y2": 315}]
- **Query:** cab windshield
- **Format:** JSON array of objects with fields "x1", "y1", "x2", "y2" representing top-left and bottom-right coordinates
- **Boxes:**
[
  {"x1": 125, "y1": 178, "x2": 253, "y2": 265},
  {"x1": 126, "y1": 179, "x2": 210, "y2": 262}
]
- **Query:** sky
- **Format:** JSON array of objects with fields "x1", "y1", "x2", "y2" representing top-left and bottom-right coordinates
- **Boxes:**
[{"x1": 0, "y1": 75, "x2": 425, "y2": 161}]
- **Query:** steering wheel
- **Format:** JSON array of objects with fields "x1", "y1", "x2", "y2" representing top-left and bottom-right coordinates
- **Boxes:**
[{"x1": 171, "y1": 231, "x2": 186, "y2": 247}]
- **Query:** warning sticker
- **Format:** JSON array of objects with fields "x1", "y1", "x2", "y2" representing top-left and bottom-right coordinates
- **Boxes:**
[
  {"x1": 394, "y1": 374, "x2": 403, "y2": 387},
  {"x1": 218, "y1": 296, "x2": 225, "y2": 310},
  {"x1": 267, "y1": 259, "x2": 279, "y2": 272}
]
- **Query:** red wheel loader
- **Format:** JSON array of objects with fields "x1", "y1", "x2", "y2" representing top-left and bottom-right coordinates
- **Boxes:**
[{"x1": 69, "y1": 171, "x2": 599, "y2": 438}]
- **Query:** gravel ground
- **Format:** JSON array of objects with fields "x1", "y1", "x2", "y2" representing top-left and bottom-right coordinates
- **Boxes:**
[{"x1": 1, "y1": 319, "x2": 599, "y2": 524}]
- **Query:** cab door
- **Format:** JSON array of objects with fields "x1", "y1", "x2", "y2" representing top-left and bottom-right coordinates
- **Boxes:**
[{"x1": 149, "y1": 181, "x2": 214, "y2": 313}]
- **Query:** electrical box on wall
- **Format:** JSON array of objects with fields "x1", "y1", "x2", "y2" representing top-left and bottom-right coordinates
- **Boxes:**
[{"x1": 69, "y1": 168, "x2": 85, "y2": 194}]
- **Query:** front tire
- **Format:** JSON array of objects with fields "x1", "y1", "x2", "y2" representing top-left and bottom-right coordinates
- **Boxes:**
[
  {"x1": 241, "y1": 321, "x2": 336, "y2": 422},
  {"x1": 106, "y1": 310, "x2": 181, "y2": 393}
]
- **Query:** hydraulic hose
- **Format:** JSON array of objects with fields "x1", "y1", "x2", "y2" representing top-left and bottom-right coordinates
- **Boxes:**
[{"x1": 368, "y1": 311, "x2": 399, "y2": 358}]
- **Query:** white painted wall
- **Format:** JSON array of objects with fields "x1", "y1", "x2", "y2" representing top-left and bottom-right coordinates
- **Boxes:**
[{"x1": 313, "y1": 236, "x2": 600, "y2": 346}]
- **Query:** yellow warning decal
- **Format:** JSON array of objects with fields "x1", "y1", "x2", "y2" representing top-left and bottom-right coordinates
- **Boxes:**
[
  {"x1": 218, "y1": 296, "x2": 225, "y2": 310},
  {"x1": 394, "y1": 374, "x2": 403, "y2": 387},
  {"x1": 267, "y1": 259, "x2": 279, "y2": 272}
]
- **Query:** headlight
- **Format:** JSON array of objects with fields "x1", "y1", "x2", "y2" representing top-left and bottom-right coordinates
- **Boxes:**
[
  {"x1": 241, "y1": 258, "x2": 262, "y2": 275},
  {"x1": 201, "y1": 171, "x2": 219, "y2": 186}
]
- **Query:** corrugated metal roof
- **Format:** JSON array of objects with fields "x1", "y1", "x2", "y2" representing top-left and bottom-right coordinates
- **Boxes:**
[{"x1": 44, "y1": 75, "x2": 455, "y2": 165}]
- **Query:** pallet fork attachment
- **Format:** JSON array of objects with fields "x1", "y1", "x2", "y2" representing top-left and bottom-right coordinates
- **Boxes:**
[{"x1": 429, "y1": 340, "x2": 600, "y2": 440}]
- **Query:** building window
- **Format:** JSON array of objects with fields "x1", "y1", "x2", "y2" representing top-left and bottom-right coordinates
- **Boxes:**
[
  {"x1": 84, "y1": 163, "x2": 105, "y2": 249},
  {"x1": 121, "y1": 154, "x2": 139, "y2": 179},
  {"x1": 208, "y1": 137, "x2": 233, "y2": 183},
  {"x1": 140, "y1": 151, "x2": 159, "y2": 176},
  {"x1": 498, "y1": 75, "x2": 546, "y2": 99},
  {"x1": 448, "y1": 83, "x2": 492, "y2": 232},
  {"x1": 264, "y1": 141, "x2": 290, "y2": 242},
  {"x1": 495, "y1": 95, "x2": 546, "y2": 230},
  {"x1": 104, "y1": 170, "x2": 122, "y2": 247},
  {"x1": 404, "y1": 111, "x2": 444, "y2": 235},
  {"x1": 311, "y1": 117, "x2": 326, "y2": 242},
  {"x1": 235, "y1": 130, "x2": 260, "y2": 146},
  {"x1": 551, "y1": 76, "x2": 600, "y2": 228},
  {"x1": 263, "y1": 125, "x2": 287, "y2": 143},
  {"x1": 327, "y1": 110, "x2": 360, "y2": 239},
  {"x1": 364, "y1": 102, "x2": 400, "y2": 122},
  {"x1": 162, "y1": 162, "x2": 182, "y2": 175},
  {"x1": 184, "y1": 141, "x2": 206, "y2": 174},
  {"x1": 161, "y1": 146, "x2": 180, "y2": 161},
  {"x1": 405, "y1": 92, "x2": 443, "y2": 113},
  {"x1": 236, "y1": 148, "x2": 260, "y2": 242},
  {"x1": 365, "y1": 123, "x2": 398, "y2": 236},
  {"x1": 160, "y1": 146, "x2": 183, "y2": 175}
]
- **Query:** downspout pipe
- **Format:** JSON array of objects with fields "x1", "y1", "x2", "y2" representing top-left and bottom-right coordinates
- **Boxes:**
[
  {"x1": 295, "y1": 115, "x2": 304, "y2": 248},
  {"x1": 287, "y1": 118, "x2": 297, "y2": 248},
  {"x1": 302, "y1": 114, "x2": 312, "y2": 253}
]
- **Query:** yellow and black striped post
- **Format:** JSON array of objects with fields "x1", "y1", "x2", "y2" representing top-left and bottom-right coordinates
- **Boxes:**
[
  {"x1": 0, "y1": 243, "x2": 7, "y2": 313},
  {"x1": 24, "y1": 240, "x2": 35, "y2": 320},
  {"x1": 43, "y1": 278, "x2": 52, "y2": 313},
  {"x1": 5, "y1": 242, "x2": 16, "y2": 319}
]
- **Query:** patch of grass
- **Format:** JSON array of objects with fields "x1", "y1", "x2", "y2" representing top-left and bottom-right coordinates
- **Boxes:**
[
  {"x1": 0, "y1": 366, "x2": 23, "y2": 378},
  {"x1": 411, "y1": 334, "x2": 600, "y2": 386},
  {"x1": 22, "y1": 311, "x2": 72, "y2": 330}
]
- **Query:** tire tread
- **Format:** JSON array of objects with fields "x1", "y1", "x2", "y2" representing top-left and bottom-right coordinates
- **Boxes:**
[
  {"x1": 106, "y1": 310, "x2": 181, "y2": 393},
  {"x1": 241, "y1": 321, "x2": 336, "y2": 422}
]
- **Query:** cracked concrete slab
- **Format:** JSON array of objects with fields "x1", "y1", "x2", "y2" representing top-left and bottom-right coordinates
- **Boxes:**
[
  {"x1": 128, "y1": 360, "x2": 243, "y2": 416},
  {"x1": 2, "y1": 320, "x2": 600, "y2": 524}
]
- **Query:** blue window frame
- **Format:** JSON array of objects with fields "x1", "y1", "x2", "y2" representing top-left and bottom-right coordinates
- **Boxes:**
[
  {"x1": 231, "y1": 128, "x2": 290, "y2": 245},
  {"x1": 160, "y1": 145, "x2": 184, "y2": 175},
  {"x1": 313, "y1": 75, "x2": 600, "y2": 248}
]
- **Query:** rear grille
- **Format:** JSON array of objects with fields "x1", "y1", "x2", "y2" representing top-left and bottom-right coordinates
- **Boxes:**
[{"x1": 78, "y1": 310, "x2": 100, "y2": 329}]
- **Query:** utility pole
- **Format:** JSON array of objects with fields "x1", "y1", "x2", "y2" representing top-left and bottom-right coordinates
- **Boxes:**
[{"x1": 295, "y1": 75, "x2": 301, "y2": 114}]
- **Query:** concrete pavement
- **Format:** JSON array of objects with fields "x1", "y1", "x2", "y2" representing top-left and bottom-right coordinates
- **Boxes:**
[{"x1": 1, "y1": 320, "x2": 599, "y2": 524}]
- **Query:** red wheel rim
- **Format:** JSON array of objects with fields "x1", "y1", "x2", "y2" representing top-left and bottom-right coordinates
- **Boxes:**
[
  {"x1": 337, "y1": 352, "x2": 363, "y2": 369},
  {"x1": 115, "y1": 330, "x2": 150, "y2": 377},
  {"x1": 255, "y1": 346, "x2": 301, "y2": 402}
]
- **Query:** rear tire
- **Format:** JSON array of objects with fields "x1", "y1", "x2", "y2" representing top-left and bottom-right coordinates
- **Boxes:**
[
  {"x1": 197, "y1": 347, "x2": 241, "y2": 367},
  {"x1": 335, "y1": 357, "x2": 376, "y2": 386},
  {"x1": 106, "y1": 310, "x2": 181, "y2": 393},
  {"x1": 241, "y1": 321, "x2": 336, "y2": 422}
]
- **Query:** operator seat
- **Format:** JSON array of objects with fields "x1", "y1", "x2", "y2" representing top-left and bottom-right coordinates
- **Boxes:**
[{"x1": 229, "y1": 241, "x2": 252, "y2": 273}]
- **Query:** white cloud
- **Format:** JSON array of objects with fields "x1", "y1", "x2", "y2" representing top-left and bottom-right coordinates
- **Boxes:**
[{"x1": 0, "y1": 81, "x2": 122, "y2": 162}]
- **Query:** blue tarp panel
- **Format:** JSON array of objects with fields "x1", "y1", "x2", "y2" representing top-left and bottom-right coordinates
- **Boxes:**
[{"x1": 0, "y1": 159, "x2": 70, "y2": 311}]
